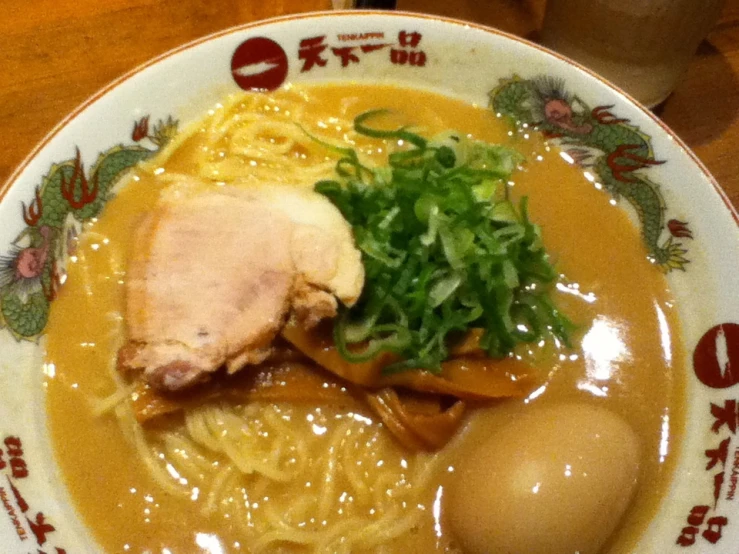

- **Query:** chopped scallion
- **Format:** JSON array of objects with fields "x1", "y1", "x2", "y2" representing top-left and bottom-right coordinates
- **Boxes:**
[{"x1": 312, "y1": 110, "x2": 574, "y2": 373}]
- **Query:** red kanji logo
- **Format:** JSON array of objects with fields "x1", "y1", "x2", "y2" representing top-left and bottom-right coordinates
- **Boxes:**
[
  {"x1": 4, "y1": 437, "x2": 28, "y2": 479},
  {"x1": 398, "y1": 30, "x2": 422, "y2": 48},
  {"x1": 687, "y1": 505, "x2": 710, "y2": 526},
  {"x1": 8, "y1": 478, "x2": 29, "y2": 512},
  {"x1": 390, "y1": 31, "x2": 427, "y2": 68},
  {"x1": 299, "y1": 36, "x2": 328, "y2": 72},
  {"x1": 710, "y1": 400, "x2": 737, "y2": 434},
  {"x1": 676, "y1": 506, "x2": 729, "y2": 546},
  {"x1": 390, "y1": 50, "x2": 427, "y2": 67},
  {"x1": 409, "y1": 51, "x2": 426, "y2": 66},
  {"x1": 705, "y1": 437, "x2": 730, "y2": 469},
  {"x1": 331, "y1": 47, "x2": 361, "y2": 67},
  {"x1": 10, "y1": 458, "x2": 28, "y2": 479},
  {"x1": 712, "y1": 472, "x2": 724, "y2": 507},
  {"x1": 390, "y1": 49, "x2": 407, "y2": 65},
  {"x1": 676, "y1": 525, "x2": 700, "y2": 547},
  {"x1": 5, "y1": 436, "x2": 23, "y2": 456},
  {"x1": 27, "y1": 512, "x2": 55, "y2": 546},
  {"x1": 231, "y1": 37, "x2": 289, "y2": 91},
  {"x1": 360, "y1": 43, "x2": 389, "y2": 53},
  {"x1": 703, "y1": 516, "x2": 729, "y2": 544},
  {"x1": 693, "y1": 323, "x2": 739, "y2": 389},
  {"x1": 677, "y1": 505, "x2": 710, "y2": 546}
]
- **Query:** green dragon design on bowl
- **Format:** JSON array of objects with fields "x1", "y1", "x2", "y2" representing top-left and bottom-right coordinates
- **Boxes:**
[
  {"x1": 491, "y1": 75, "x2": 692, "y2": 272},
  {"x1": 0, "y1": 116, "x2": 177, "y2": 340}
]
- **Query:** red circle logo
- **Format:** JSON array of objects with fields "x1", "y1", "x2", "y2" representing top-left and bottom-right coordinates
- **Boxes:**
[
  {"x1": 231, "y1": 37, "x2": 288, "y2": 91},
  {"x1": 693, "y1": 323, "x2": 739, "y2": 389}
]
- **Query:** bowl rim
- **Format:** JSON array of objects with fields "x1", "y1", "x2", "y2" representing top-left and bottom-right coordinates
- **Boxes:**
[
  {"x1": 1, "y1": 9, "x2": 737, "y2": 225},
  {"x1": 0, "y1": 9, "x2": 737, "y2": 553}
]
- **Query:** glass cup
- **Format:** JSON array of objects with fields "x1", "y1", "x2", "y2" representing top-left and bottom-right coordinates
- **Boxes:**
[{"x1": 540, "y1": 0, "x2": 726, "y2": 107}]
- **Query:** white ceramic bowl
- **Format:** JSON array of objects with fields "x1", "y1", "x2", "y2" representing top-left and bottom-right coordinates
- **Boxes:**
[{"x1": 0, "y1": 11, "x2": 737, "y2": 553}]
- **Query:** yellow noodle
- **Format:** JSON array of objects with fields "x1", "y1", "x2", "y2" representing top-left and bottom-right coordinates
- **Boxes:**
[
  {"x1": 355, "y1": 508, "x2": 423, "y2": 549},
  {"x1": 204, "y1": 463, "x2": 235, "y2": 515},
  {"x1": 141, "y1": 401, "x2": 441, "y2": 552},
  {"x1": 317, "y1": 418, "x2": 350, "y2": 521},
  {"x1": 118, "y1": 404, "x2": 185, "y2": 497},
  {"x1": 185, "y1": 406, "x2": 222, "y2": 453},
  {"x1": 340, "y1": 427, "x2": 372, "y2": 500},
  {"x1": 253, "y1": 516, "x2": 356, "y2": 552},
  {"x1": 229, "y1": 486, "x2": 253, "y2": 533},
  {"x1": 101, "y1": 89, "x2": 444, "y2": 552},
  {"x1": 284, "y1": 495, "x2": 313, "y2": 523},
  {"x1": 90, "y1": 383, "x2": 135, "y2": 416},
  {"x1": 161, "y1": 434, "x2": 214, "y2": 475}
]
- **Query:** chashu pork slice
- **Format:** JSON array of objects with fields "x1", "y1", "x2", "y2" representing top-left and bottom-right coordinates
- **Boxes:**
[{"x1": 118, "y1": 181, "x2": 364, "y2": 391}]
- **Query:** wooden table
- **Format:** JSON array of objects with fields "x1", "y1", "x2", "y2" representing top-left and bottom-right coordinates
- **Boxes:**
[{"x1": 1, "y1": 0, "x2": 737, "y2": 209}]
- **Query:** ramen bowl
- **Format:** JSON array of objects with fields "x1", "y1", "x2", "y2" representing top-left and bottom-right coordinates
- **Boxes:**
[{"x1": 0, "y1": 11, "x2": 737, "y2": 554}]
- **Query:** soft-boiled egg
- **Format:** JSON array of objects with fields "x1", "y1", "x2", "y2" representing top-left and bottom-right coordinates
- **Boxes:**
[{"x1": 447, "y1": 403, "x2": 641, "y2": 554}]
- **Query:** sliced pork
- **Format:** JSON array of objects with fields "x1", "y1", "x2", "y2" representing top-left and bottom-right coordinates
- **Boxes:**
[{"x1": 118, "y1": 181, "x2": 363, "y2": 391}]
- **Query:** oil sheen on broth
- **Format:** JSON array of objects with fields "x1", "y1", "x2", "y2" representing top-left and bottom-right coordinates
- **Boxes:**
[{"x1": 44, "y1": 84, "x2": 685, "y2": 553}]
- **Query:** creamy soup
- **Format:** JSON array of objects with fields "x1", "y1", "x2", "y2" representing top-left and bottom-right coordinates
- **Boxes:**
[{"x1": 44, "y1": 84, "x2": 684, "y2": 553}]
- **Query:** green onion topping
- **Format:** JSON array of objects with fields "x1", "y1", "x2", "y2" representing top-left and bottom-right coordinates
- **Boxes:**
[{"x1": 313, "y1": 111, "x2": 573, "y2": 374}]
